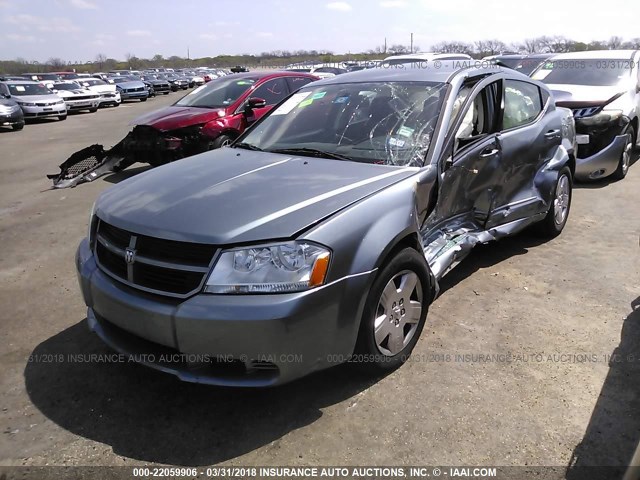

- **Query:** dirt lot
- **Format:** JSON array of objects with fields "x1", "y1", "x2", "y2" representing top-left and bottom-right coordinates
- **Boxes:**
[{"x1": 0, "y1": 93, "x2": 638, "y2": 476}]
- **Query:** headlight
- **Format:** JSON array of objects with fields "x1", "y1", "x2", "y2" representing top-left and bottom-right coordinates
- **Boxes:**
[
  {"x1": 18, "y1": 102, "x2": 36, "y2": 107},
  {"x1": 578, "y1": 109, "x2": 623, "y2": 127},
  {"x1": 205, "y1": 241, "x2": 331, "y2": 294},
  {"x1": 56, "y1": 100, "x2": 65, "y2": 105}
]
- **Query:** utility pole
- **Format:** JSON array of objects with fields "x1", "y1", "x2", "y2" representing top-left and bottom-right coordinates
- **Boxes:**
[
  {"x1": 187, "y1": 47, "x2": 190, "y2": 61},
  {"x1": 384, "y1": 37, "x2": 387, "y2": 54},
  {"x1": 411, "y1": 33, "x2": 414, "y2": 53}
]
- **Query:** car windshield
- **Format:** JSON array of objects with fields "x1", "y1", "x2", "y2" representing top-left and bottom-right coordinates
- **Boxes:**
[
  {"x1": 111, "y1": 77, "x2": 136, "y2": 84},
  {"x1": 53, "y1": 83, "x2": 80, "y2": 91},
  {"x1": 174, "y1": 76, "x2": 259, "y2": 108},
  {"x1": 6, "y1": 83, "x2": 52, "y2": 96},
  {"x1": 239, "y1": 81, "x2": 447, "y2": 167},
  {"x1": 532, "y1": 59, "x2": 633, "y2": 86},
  {"x1": 82, "y1": 79, "x2": 104, "y2": 86}
]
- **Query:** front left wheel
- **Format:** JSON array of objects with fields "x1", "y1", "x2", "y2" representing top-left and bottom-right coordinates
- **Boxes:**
[{"x1": 354, "y1": 248, "x2": 431, "y2": 372}]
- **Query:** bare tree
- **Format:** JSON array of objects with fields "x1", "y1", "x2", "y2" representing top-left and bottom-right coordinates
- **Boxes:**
[
  {"x1": 431, "y1": 41, "x2": 473, "y2": 55},
  {"x1": 607, "y1": 36, "x2": 623, "y2": 50},
  {"x1": 474, "y1": 39, "x2": 508, "y2": 57},
  {"x1": 46, "y1": 57, "x2": 66, "y2": 69},
  {"x1": 95, "y1": 53, "x2": 107, "y2": 70}
]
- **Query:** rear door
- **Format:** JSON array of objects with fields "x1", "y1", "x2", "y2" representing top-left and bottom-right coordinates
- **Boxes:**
[{"x1": 485, "y1": 78, "x2": 557, "y2": 228}]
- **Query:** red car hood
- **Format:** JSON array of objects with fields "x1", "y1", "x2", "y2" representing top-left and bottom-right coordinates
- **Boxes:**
[{"x1": 130, "y1": 106, "x2": 226, "y2": 131}]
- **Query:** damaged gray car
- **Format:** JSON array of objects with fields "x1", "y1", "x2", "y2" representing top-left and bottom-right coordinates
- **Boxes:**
[{"x1": 77, "y1": 63, "x2": 576, "y2": 386}]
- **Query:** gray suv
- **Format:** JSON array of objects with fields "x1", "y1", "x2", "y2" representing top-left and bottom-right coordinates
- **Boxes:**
[{"x1": 77, "y1": 63, "x2": 575, "y2": 386}]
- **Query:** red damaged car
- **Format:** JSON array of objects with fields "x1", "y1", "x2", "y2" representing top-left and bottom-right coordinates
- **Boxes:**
[{"x1": 120, "y1": 71, "x2": 318, "y2": 166}]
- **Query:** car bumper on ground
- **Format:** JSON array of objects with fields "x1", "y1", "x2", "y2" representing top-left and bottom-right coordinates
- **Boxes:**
[
  {"x1": 574, "y1": 134, "x2": 628, "y2": 181},
  {"x1": 76, "y1": 238, "x2": 373, "y2": 387}
]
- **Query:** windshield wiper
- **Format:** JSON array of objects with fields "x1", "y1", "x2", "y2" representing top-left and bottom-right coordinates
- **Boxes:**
[
  {"x1": 267, "y1": 148, "x2": 352, "y2": 161},
  {"x1": 233, "y1": 142, "x2": 263, "y2": 151}
]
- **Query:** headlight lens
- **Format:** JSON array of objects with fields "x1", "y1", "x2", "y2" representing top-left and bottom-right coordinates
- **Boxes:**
[
  {"x1": 205, "y1": 242, "x2": 331, "y2": 294},
  {"x1": 578, "y1": 109, "x2": 623, "y2": 127},
  {"x1": 87, "y1": 202, "x2": 97, "y2": 246},
  {"x1": 18, "y1": 102, "x2": 36, "y2": 107}
]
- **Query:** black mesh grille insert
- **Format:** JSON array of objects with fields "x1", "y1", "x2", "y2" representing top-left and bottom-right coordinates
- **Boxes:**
[{"x1": 95, "y1": 220, "x2": 216, "y2": 297}]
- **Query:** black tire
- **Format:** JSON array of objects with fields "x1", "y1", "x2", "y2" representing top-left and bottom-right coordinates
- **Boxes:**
[
  {"x1": 611, "y1": 125, "x2": 635, "y2": 181},
  {"x1": 534, "y1": 167, "x2": 572, "y2": 238},
  {"x1": 89, "y1": 108, "x2": 98, "y2": 113},
  {"x1": 12, "y1": 123, "x2": 24, "y2": 131},
  {"x1": 354, "y1": 248, "x2": 431, "y2": 373},
  {"x1": 140, "y1": 97, "x2": 147, "y2": 102},
  {"x1": 163, "y1": 92, "x2": 169, "y2": 95},
  {"x1": 210, "y1": 134, "x2": 233, "y2": 150},
  {"x1": 58, "y1": 115, "x2": 67, "y2": 121},
  {"x1": 113, "y1": 102, "x2": 120, "y2": 107}
]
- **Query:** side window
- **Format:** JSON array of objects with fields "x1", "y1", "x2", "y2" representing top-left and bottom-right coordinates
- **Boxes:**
[
  {"x1": 503, "y1": 80, "x2": 543, "y2": 130},
  {"x1": 252, "y1": 78, "x2": 289, "y2": 106},
  {"x1": 286, "y1": 77, "x2": 314, "y2": 92},
  {"x1": 453, "y1": 81, "x2": 500, "y2": 152},
  {"x1": 0, "y1": 84, "x2": 7, "y2": 96}
]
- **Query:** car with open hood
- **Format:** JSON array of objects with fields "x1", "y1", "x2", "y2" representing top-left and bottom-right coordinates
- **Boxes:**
[
  {"x1": 76, "y1": 63, "x2": 575, "y2": 386},
  {"x1": 110, "y1": 71, "x2": 318, "y2": 166},
  {"x1": 48, "y1": 81, "x2": 100, "y2": 113},
  {"x1": 0, "y1": 80, "x2": 66, "y2": 121},
  {"x1": 532, "y1": 50, "x2": 640, "y2": 181}
]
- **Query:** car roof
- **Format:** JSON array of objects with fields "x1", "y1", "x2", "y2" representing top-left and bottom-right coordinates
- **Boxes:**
[
  {"x1": 227, "y1": 71, "x2": 317, "y2": 80},
  {"x1": 550, "y1": 50, "x2": 638, "y2": 60},
  {"x1": 310, "y1": 61, "x2": 511, "y2": 85},
  {"x1": 384, "y1": 52, "x2": 472, "y2": 61},
  {"x1": 0, "y1": 79, "x2": 41, "y2": 84}
]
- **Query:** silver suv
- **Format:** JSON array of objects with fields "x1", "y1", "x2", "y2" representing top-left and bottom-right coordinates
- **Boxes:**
[{"x1": 0, "y1": 80, "x2": 67, "y2": 121}]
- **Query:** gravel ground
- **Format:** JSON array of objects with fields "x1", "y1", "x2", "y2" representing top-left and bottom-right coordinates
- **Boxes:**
[{"x1": 0, "y1": 92, "x2": 638, "y2": 477}]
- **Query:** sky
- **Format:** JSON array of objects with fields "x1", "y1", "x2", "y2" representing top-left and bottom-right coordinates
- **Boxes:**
[{"x1": 1, "y1": 0, "x2": 639, "y2": 62}]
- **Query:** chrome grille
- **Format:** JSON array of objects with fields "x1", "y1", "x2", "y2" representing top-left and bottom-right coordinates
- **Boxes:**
[{"x1": 95, "y1": 220, "x2": 217, "y2": 297}]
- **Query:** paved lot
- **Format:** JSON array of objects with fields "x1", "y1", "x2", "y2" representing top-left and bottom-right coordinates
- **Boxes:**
[{"x1": 0, "y1": 93, "x2": 638, "y2": 474}]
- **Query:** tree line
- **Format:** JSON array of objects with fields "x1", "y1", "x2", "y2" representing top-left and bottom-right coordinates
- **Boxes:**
[{"x1": 1, "y1": 36, "x2": 639, "y2": 75}]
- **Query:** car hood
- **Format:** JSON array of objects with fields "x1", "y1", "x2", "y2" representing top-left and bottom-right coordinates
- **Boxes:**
[
  {"x1": 131, "y1": 106, "x2": 225, "y2": 130},
  {"x1": 57, "y1": 89, "x2": 92, "y2": 97},
  {"x1": 86, "y1": 85, "x2": 116, "y2": 94},
  {"x1": 0, "y1": 98, "x2": 19, "y2": 107},
  {"x1": 96, "y1": 150, "x2": 416, "y2": 245},
  {"x1": 14, "y1": 94, "x2": 62, "y2": 103},
  {"x1": 115, "y1": 81, "x2": 145, "y2": 89},
  {"x1": 548, "y1": 84, "x2": 626, "y2": 107}
]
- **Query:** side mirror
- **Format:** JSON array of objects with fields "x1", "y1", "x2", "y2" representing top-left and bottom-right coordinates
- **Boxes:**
[
  {"x1": 636, "y1": 83, "x2": 640, "y2": 94},
  {"x1": 245, "y1": 97, "x2": 267, "y2": 113}
]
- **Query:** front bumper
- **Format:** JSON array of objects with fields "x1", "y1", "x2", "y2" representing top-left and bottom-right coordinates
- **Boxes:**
[
  {"x1": 574, "y1": 134, "x2": 628, "y2": 181},
  {"x1": 99, "y1": 92, "x2": 121, "y2": 105},
  {"x1": 76, "y1": 238, "x2": 373, "y2": 386},
  {"x1": 65, "y1": 99, "x2": 100, "y2": 110},
  {"x1": 20, "y1": 105, "x2": 66, "y2": 118},
  {"x1": 120, "y1": 91, "x2": 149, "y2": 100}
]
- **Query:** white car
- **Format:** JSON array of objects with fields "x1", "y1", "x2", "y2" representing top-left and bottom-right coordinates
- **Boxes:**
[
  {"x1": 532, "y1": 50, "x2": 640, "y2": 181},
  {"x1": 48, "y1": 81, "x2": 100, "y2": 113},
  {"x1": 78, "y1": 78, "x2": 121, "y2": 107}
]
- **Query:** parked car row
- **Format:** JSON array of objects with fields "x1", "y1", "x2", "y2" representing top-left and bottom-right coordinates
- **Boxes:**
[{"x1": 0, "y1": 68, "x2": 234, "y2": 132}]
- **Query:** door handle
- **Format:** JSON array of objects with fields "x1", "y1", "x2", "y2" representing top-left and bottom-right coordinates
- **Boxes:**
[
  {"x1": 545, "y1": 129, "x2": 561, "y2": 140},
  {"x1": 479, "y1": 148, "x2": 499, "y2": 158}
]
